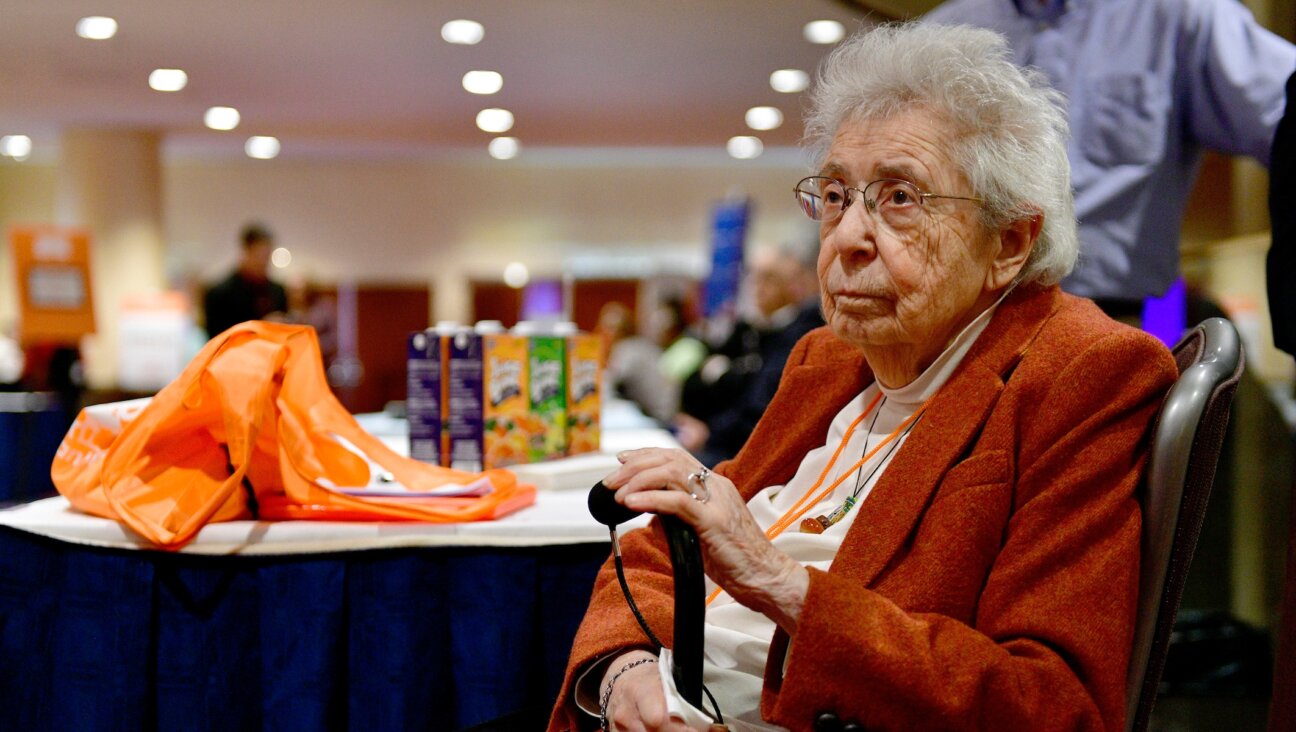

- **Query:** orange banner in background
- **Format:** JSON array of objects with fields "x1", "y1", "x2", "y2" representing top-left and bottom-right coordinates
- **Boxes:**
[{"x1": 11, "y1": 225, "x2": 95, "y2": 344}]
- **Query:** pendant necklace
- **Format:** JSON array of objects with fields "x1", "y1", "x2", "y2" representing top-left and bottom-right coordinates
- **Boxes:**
[
  {"x1": 799, "y1": 398, "x2": 923, "y2": 534},
  {"x1": 704, "y1": 390, "x2": 934, "y2": 607}
]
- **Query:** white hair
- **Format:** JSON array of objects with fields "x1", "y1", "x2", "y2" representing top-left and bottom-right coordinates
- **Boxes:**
[{"x1": 804, "y1": 22, "x2": 1077, "y2": 286}]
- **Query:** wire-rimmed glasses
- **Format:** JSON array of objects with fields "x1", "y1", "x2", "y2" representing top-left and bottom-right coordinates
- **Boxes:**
[{"x1": 793, "y1": 175, "x2": 982, "y2": 234}]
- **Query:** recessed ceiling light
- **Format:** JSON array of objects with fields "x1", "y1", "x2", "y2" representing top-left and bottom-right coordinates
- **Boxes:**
[
  {"x1": 804, "y1": 20, "x2": 846, "y2": 44},
  {"x1": 503, "y1": 262, "x2": 529, "y2": 289},
  {"x1": 76, "y1": 16, "x2": 117, "y2": 40},
  {"x1": 770, "y1": 69, "x2": 810, "y2": 94},
  {"x1": 745, "y1": 106, "x2": 783, "y2": 131},
  {"x1": 148, "y1": 69, "x2": 188, "y2": 92},
  {"x1": 727, "y1": 136, "x2": 763, "y2": 160},
  {"x1": 1, "y1": 135, "x2": 32, "y2": 160},
  {"x1": 463, "y1": 70, "x2": 503, "y2": 95},
  {"x1": 488, "y1": 137, "x2": 520, "y2": 160},
  {"x1": 204, "y1": 106, "x2": 240, "y2": 131},
  {"x1": 271, "y1": 247, "x2": 292, "y2": 269},
  {"x1": 476, "y1": 108, "x2": 514, "y2": 134},
  {"x1": 442, "y1": 19, "x2": 484, "y2": 45},
  {"x1": 245, "y1": 136, "x2": 281, "y2": 160}
]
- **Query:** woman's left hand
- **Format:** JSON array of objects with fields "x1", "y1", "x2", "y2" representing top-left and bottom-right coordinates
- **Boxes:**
[{"x1": 603, "y1": 447, "x2": 808, "y2": 632}]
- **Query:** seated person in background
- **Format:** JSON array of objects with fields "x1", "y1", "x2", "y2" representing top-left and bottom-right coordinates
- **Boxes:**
[
  {"x1": 203, "y1": 223, "x2": 287, "y2": 338},
  {"x1": 677, "y1": 241, "x2": 824, "y2": 467},
  {"x1": 283, "y1": 275, "x2": 339, "y2": 364},
  {"x1": 553, "y1": 23, "x2": 1176, "y2": 731},
  {"x1": 0, "y1": 325, "x2": 23, "y2": 389},
  {"x1": 597, "y1": 302, "x2": 677, "y2": 424},
  {"x1": 654, "y1": 297, "x2": 708, "y2": 387}
]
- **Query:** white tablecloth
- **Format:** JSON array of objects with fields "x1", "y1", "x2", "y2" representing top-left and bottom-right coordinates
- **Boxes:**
[
  {"x1": 0, "y1": 401, "x2": 671, "y2": 556},
  {"x1": 0, "y1": 491, "x2": 651, "y2": 555}
]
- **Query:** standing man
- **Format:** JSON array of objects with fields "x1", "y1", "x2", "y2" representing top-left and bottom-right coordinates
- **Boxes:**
[
  {"x1": 925, "y1": 0, "x2": 1296, "y2": 318},
  {"x1": 202, "y1": 223, "x2": 287, "y2": 338}
]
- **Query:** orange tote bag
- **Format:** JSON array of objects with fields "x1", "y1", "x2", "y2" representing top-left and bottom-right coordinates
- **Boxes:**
[{"x1": 51, "y1": 321, "x2": 535, "y2": 549}]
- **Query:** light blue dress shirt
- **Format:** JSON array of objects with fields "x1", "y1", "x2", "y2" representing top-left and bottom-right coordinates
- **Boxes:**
[{"x1": 924, "y1": 0, "x2": 1296, "y2": 300}]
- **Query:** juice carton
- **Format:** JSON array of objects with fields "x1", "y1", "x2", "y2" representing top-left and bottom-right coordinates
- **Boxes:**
[
  {"x1": 482, "y1": 328, "x2": 531, "y2": 469},
  {"x1": 448, "y1": 322, "x2": 531, "y2": 471},
  {"x1": 445, "y1": 327, "x2": 485, "y2": 472},
  {"x1": 405, "y1": 328, "x2": 445, "y2": 465},
  {"x1": 525, "y1": 329, "x2": 567, "y2": 462},
  {"x1": 565, "y1": 329, "x2": 602, "y2": 456}
]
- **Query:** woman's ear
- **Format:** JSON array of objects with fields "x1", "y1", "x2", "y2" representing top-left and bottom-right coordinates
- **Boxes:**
[{"x1": 985, "y1": 213, "x2": 1042, "y2": 291}]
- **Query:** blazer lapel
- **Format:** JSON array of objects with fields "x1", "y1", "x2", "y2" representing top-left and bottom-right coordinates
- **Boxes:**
[
  {"x1": 833, "y1": 285, "x2": 1061, "y2": 588},
  {"x1": 727, "y1": 334, "x2": 870, "y2": 501}
]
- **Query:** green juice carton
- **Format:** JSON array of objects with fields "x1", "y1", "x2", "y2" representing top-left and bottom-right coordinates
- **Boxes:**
[{"x1": 517, "y1": 322, "x2": 568, "y2": 462}]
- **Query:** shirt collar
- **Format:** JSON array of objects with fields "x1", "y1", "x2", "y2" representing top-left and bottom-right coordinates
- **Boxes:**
[
  {"x1": 879, "y1": 286, "x2": 1013, "y2": 407},
  {"x1": 1012, "y1": 0, "x2": 1070, "y2": 23}
]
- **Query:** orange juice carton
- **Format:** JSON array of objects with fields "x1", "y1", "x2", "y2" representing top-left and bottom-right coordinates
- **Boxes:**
[
  {"x1": 516, "y1": 322, "x2": 567, "y2": 462},
  {"x1": 563, "y1": 326, "x2": 602, "y2": 456},
  {"x1": 447, "y1": 321, "x2": 531, "y2": 471}
]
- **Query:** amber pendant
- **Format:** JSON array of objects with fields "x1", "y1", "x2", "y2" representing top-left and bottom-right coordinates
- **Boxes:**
[
  {"x1": 800, "y1": 516, "x2": 830, "y2": 534},
  {"x1": 800, "y1": 496, "x2": 857, "y2": 534}
]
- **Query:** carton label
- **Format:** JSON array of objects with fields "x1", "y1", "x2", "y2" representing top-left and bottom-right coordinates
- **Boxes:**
[
  {"x1": 447, "y1": 331, "x2": 484, "y2": 472},
  {"x1": 567, "y1": 333, "x2": 602, "y2": 455},
  {"x1": 528, "y1": 336, "x2": 567, "y2": 462},
  {"x1": 406, "y1": 331, "x2": 443, "y2": 464},
  {"x1": 488, "y1": 357, "x2": 523, "y2": 406},
  {"x1": 483, "y1": 334, "x2": 530, "y2": 468}
]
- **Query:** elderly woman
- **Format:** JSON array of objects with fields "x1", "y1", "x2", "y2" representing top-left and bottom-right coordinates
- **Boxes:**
[{"x1": 551, "y1": 23, "x2": 1176, "y2": 732}]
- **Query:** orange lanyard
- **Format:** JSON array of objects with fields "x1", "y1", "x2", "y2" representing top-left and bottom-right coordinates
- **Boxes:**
[{"x1": 705, "y1": 389, "x2": 933, "y2": 606}]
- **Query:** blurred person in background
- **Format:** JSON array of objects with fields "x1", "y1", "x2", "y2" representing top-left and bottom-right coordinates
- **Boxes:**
[
  {"x1": 597, "y1": 301, "x2": 677, "y2": 424},
  {"x1": 202, "y1": 223, "x2": 287, "y2": 338},
  {"x1": 677, "y1": 241, "x2": 824, "y2": 466},
  {"x1": 0, "y1": 324, "x2": 22, "y2": 389},
  {"x1": 284, "y1": 275, "x2": 339, "y2": 365},
  {"x1": 654, "y1": 297, "x2": 708, "y2": 387},
  {"x1": 1269, "y1": 70, "x2": 1296, "y2": 356},
  {"x1": 925, "y1": 0, "x2": 1296, "y2": 322}
]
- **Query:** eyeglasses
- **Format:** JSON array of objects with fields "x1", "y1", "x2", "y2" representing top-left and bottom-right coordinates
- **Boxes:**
[{"x1": 793, "y1": 175, "x2": 982, "y2": 233}]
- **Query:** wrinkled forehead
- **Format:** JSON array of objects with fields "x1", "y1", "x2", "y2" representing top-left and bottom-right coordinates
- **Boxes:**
[{"x1": 821, "y1": 109, "x2": 970, "y2": 188}]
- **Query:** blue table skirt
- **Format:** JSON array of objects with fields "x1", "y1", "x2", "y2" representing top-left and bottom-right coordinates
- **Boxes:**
[{"x1": 0, "y1": 527, "x2": 609, "y2": 731}]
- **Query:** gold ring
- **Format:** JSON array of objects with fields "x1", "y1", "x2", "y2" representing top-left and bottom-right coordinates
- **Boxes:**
[{"x1": 686, "y1": 468, "x2": 710, "y2": 503}]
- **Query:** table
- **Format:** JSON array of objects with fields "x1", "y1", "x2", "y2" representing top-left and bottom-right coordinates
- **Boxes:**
[
  {"x1": 0, "y1": 405, "x2": 670, "y2": 731},
  {"x1": 0, "y1": 392, "x2": 67, "y2": 504}
]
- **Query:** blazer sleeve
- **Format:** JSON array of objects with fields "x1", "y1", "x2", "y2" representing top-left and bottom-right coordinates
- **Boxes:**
[
  {"x1": 546, "y1": 332, "x2": 828, "y2": 731},
  {"x1": 762, "y1": 330, "x2": 1177, "y2": 731},
  {"x1": 546, "y1": 521, "x2": 679, "y2": 730}
]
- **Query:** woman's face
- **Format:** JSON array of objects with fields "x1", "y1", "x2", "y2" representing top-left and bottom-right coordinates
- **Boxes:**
[{"x1": 816, "y1": 111, "x2": 1009, "y2": 376}]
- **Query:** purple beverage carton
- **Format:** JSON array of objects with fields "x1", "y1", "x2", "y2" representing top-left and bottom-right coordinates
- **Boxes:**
[
  {"x1": 446, "y1": 321, "x2": 531, "y2": 471},
  {"x1": 405, "y1": 328, "x2": 444, "y2": 465}
]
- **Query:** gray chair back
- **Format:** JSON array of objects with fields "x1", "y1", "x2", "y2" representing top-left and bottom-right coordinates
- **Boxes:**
[{"x1": 1126, "y1": 317, "x2": 1244, "y2": 732}]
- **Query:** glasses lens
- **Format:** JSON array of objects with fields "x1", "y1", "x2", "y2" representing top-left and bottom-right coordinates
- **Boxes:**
[
  {"x1": 864, "y1": 179, "x2": 924, "y2": 231},
  {"x1": 795, "y1": 177, "x2": 845, "y2": 221}
]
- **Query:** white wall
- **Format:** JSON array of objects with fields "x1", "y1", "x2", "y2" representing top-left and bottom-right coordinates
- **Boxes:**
[
  {"x1": 1, "y1": 149, "x2": 815, "y2": 379},
  {"x1": 0, "y1": 163, "x2": 59, "y2": 334},
  {"x1": 163, "y1": 150, "x2": 816, "y2": 323}
]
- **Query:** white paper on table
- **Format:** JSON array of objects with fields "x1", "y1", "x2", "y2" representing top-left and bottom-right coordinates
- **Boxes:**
[{"x1": 332, "y1": 475, "x2": 495, "y2": 498}]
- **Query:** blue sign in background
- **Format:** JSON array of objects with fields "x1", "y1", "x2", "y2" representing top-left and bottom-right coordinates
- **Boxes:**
[{"x1": 703, "y1": 198, "x2": 751, "y2": 319}]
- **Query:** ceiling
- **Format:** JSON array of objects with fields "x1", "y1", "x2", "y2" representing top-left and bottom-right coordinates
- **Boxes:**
[{"x1": 0, "y1": 0, "x2": 944, "y2": 161}]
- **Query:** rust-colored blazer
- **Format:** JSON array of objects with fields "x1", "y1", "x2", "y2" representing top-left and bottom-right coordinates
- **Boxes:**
[{"x1": 549, "y1": 285, "x2": 1177, "y2": 731}]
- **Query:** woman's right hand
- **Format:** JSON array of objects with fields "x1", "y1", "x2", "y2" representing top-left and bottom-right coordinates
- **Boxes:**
[{"x1": 600, "y1": 650, "x2": 694, "y2": 732}]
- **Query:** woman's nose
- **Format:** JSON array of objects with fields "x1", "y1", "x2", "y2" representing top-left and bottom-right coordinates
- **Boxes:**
[{"x1": 825, "y1": 198, "x2": 878, "y2": 263}]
